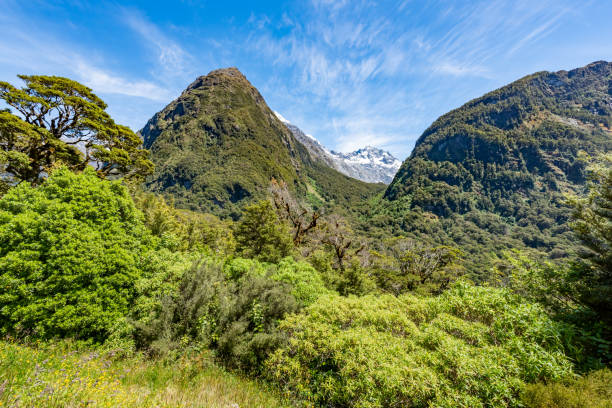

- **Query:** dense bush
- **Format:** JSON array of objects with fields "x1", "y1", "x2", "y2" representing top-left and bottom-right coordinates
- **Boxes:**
[
  {"x1": 521, "y1": 369, "x2": 612, "y2": 408},
  {"x1": 130, "y1": 255, "x2": 332, "y2": 372},
  {"x1": 266, "y1": 282, "x2": 574, "y2": 407},
  {"x1": 0, "y1": 168, "x2": 151, "y2": 341},
  {"x1": 225, "y1": 257, "x2": 332, "y2": 306},
  {"x1": 131, "y1": 189, "x2": 236, "y2": 254},
  {"x1": 504, "y1": 252, "x2": 611, "y2": 369},
  {"x1": 235, "y1": 200, "x2": 293, "y2": 263},
  {"x1": 568, "y1": 154, "x2": 612, "y2": 326},
  {"x1": 272, "y1": 257, "x2": 332, "y2": 306}
]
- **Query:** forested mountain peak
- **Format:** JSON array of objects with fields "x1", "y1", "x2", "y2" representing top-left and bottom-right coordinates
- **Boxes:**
[
  {"x1": 387, "y1": 60, "x2": 612, "y2": 203},
  {"x1": 140, "y1": 67, "x2": 383, "y2": 218},
  {"x1": 374, "y1": 61, "x2": 612, "y2": 271}
]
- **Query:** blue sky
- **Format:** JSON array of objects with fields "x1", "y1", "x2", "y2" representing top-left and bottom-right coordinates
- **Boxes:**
[{"x1": 1, "y1": 0, "x2": 611, "y2": 159}]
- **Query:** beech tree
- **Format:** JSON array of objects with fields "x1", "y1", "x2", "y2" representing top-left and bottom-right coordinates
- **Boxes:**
[
  {"x1": 235, "y1": 200, "x2": 293, "y2": 263},
  {"x1": 0, "y1": 75, "x2": 153, "y2": 186},
  {"x1": 371, "y1": 238, "x2": 463, "y2": 295}
]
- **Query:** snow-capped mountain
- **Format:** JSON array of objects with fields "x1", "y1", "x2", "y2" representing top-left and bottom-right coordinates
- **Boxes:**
[
  {"x1": 274, "y1": 112, "x2": 401, "y2": 184},
  {"x1": 329, "y1": 146, "x2": 401, "y2": 184}
]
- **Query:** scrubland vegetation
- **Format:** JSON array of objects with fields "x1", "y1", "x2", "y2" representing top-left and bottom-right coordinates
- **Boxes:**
[{"x1": 1, "y1": 73, "x2": 610, "y2": 407}]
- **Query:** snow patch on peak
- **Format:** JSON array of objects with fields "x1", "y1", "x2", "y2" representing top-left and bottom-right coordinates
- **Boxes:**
[
  {"x1": 274, "y1": 111, "x2": 291, "y2": 124},
  {"x1": 328, "y1": 146, "x2": 402, "y2": 183},
  {"x1": 277, "y1": 117, "x2": 402, "y2": 184}
]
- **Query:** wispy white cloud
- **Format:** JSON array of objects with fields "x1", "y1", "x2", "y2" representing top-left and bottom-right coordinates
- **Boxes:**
[
  {"x1": 248, "y1": 12, "x2": 271, "y2": 29},
  {"x1": 3, "y1": 0, "x2": 606, "y2": 158},
  {"x1": 0, "y1": 2, "x2": 174, "y2": 129},
  {"x1": 0, "y1": 22, "x2": 171, "y2": 102},
  {"x1": 121, "y1": 9, "x2": 193, "y2": 79},
  {"x1": 74, "y1": 62, "x2": 171, "y2": 101},
  {"x1": 506, "y1": 8, "x2": 568, "y2": 56},
  {"x1": 433, "y1": 62, "x2": 489, "y2": 77},
  {"x1": 424, "y1": 0, "x2": 572, "y2": 76},
  {"x1": 243, "y1": 0, "x2": 584, "y2": 158}
]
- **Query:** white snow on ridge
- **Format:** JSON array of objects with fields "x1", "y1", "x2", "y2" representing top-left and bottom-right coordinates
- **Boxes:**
[
  {"x1": 274, "y1": 111, "x2": 291, "y2": 124},
  {"x1": 274, "y1": 111, "x2": 402, "y2": 184}
]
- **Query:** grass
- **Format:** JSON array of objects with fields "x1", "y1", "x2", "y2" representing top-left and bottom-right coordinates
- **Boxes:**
[{"x1": 0, "y1": 340, "x2": 288, "y2": 408}]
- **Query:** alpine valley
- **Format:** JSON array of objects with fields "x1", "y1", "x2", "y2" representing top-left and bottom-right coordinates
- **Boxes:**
[
  {"x1": 2, "y1": 54, "x2": 611, "y2": 408},
  {"x1": 140, "y1": 68, "x2": 385, "y2": 218},
  {"x1": 140, "y1": 62, "x2": 612, "y2": 274}
]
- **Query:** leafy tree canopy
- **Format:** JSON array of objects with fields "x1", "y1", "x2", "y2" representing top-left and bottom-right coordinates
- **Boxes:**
[
  {"x1": 0, "y1": 167, "x2": 151, "y2": 341},
  {"x1": 0, "y1": 75, "x2": 153, "y2": 186},
  {"x1": 568, "y1": 154, "x2": 612, "y2": 325},
  {"x1": 234, "y1": 200, "x2": 293, "y2": 263}
]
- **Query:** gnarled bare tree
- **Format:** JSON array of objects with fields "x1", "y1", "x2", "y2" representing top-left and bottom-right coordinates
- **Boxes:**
[{"x1": 269, "y1": 178, "x2": 319, "y2": 246}]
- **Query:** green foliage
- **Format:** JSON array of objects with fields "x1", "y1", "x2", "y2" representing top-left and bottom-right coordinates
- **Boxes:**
[
  {"x1": 521, "y1": 369, "x2": 612, "y2": 408},
  {"x1": 130, "y1": 255, "x2": 332, "y2": 373},
  {"x1": 504, "y1": 251, "x2": 612, "y2": 369},
  {"x1": 503, "y1": 251, "x2": 578, "y2": 315},
  {"x1": 3, "y1": 63, "x2": 611, "y2": 408},
  {"x1": 375, "y1": 62, "x2": 612, "y2": 277},
  {"x1": 370, "y1": 238, "x2": 465, "y2": 295},
  {"x1": 568, "y1": 154, "x2": 612, "y2": 325},
  {"x1": 271, "y1": 257, "x2": 332, "y2": 306},
  {"x1": 0, "y1": 110, "x2": 47, "y2": 190},
  {"x1": 235, "y1": 200, "x2": 293, "y2": 263},
  {"x1": 224, "y1": 257, "x2": 271, "y2": 281},
  {"x1": 266, "y1": 282, "x2": 574, "y2": 407},
  {"x1": 0, "y1": 167, "x2": 151, "y2": 341},
  {"x1": 140, "y1": 68, "x2": 382, "y2": 218},
  {"x1": 0, "y1": 75, "x2": 153, "y2": 184},
  {"x1": 131, "y1": 189, "x2": 236, "y2": 254},
  {"x1": 141, "y1": 68, "x2": 309, "y2": 217},
  {"x1": 304, "y1": 161, "x2": 386, "y2": 213}
]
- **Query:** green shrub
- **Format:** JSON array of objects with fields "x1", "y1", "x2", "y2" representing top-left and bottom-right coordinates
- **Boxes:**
[
  {"x1": 224, "y1": 256, "x2": 332, "y2": 306},
  {"x1": 266, "y1": 282, "x2": 574, "y2": 407},
  {"x1": 521, "y1": 369, "x2": 612, "y2": 408},
  {"x1": 133, "y1": 257, "x2": 303, "y2": 373},
  {"x1": 504, "y1": 251, "x2": 611, "y2": 369},
  {"x1": 224, "y1": 257, "x2": 271, "y2": 281},
  {"x1": 235, "y1": 200, "x2": 293, "y2": 263},
  {"x1": 215, "y1": 270, "x2": 298, "y2": 372},
  {"x1": 131, "y1": 189, "x2": 236, "y2": 254},
  {"x1": 0, "y1": 167, "x2": 151, "y2": 341},
  {"x1": 271, "y1": 257, "x2": 333, "y2": 306}
]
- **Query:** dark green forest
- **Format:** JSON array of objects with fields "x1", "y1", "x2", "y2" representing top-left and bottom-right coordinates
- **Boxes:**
[{"x1": 0, "y1": 64, "x2": 611, "y2": 407}]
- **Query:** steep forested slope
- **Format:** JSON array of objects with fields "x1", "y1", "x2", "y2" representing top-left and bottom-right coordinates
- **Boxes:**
[
  {"x1": 371, "y1": 61, "x2": 612, "y2": 273},
  {"x1": 141, "y1": 68, "x2": 383, "y2": 218}
]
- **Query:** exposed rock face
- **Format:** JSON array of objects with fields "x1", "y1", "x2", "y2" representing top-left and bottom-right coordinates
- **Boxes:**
[{"x1": 330, "y1": 146, "x2": 401, "y2": 184}]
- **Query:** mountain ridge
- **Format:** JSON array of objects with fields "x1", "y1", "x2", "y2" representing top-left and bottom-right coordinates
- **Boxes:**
[
  {"x1": 369, "y1": 60, "x2": 612, "y2": 273},
  {"x1": 274, "y1": 112, "x2": 401, "y2": 184},
  {"x1": 140, "y1": 67, "x2": 384, "y2": 217}
]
